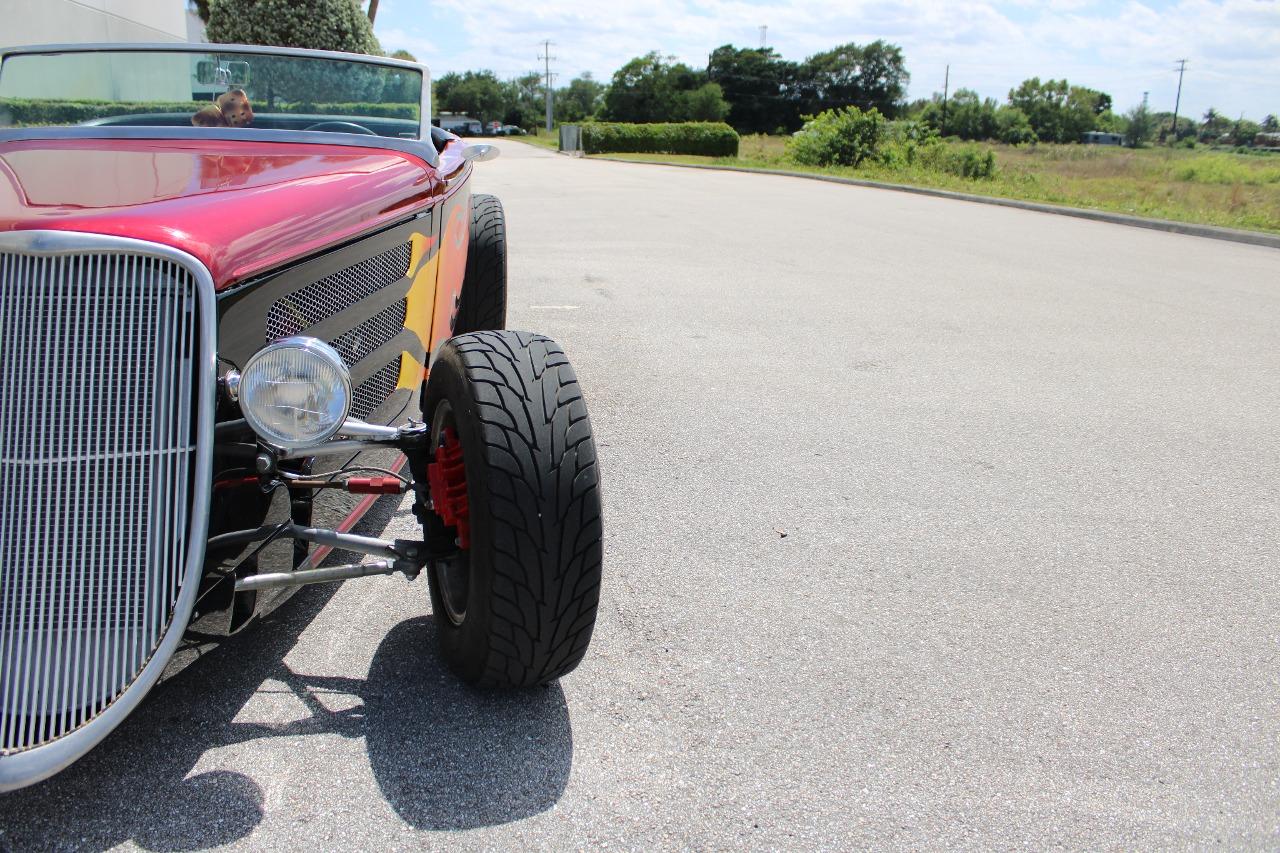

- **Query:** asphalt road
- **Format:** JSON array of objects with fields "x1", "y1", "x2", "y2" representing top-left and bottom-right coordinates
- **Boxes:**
[{"x1": 3, "y1": 139, "x2": 1278, "y2": 850}]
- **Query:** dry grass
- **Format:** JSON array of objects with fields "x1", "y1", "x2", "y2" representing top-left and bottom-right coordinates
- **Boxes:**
[{"x1": 592, "y1": 136, "x2": 1280, "y2": 234}]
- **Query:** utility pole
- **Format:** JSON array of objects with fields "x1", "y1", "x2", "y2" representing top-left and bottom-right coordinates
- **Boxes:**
[
  {"x1": 941, "y1": 65, "x2": 949, "y2": 136},
  {"x1": 1170, "y1": 59, "x2": 1187, "y2": 142},
  {"x1": 539, "y1": 40, "x2": 556, "y2": 132},
  {"x1": 759, "y1": 25, "x2": 767, "y2": 48}
]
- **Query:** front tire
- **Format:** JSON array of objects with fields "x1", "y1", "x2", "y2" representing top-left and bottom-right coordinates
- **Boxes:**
[
  {"x1": 453, "y1": 194, "x2": 507, "y2": 333},
  {"x1": 421, "y1": 331, "x2": 602, "y2": 686}
]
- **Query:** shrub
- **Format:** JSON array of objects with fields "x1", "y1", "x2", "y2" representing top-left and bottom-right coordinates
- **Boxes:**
[
  {"x1": 0, "y1": 98, "x2": 204, "y2": 125},
  {"x1": 787, "y1": 106, "x2": 886, "y2": 168},
  {"x1": 919, "y1": 142, "x2": 997, "y2": 179},
  {"x1": 580, "y1": 122, "x2": 739, "y2": 156},
  {"x1": 878, "y1": 119, "x2": 940, "y2": 167}
]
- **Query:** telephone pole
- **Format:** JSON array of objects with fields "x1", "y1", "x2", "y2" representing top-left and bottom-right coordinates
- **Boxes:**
[
  {"x1": 941, "y1": 65, "x2": 949, "y2": 136},
  {"x1": 1170, "y1": 59, "x2": 1187, "y2": 142},
  {"x1": 759, "y1": 25, "x2": 767, "y2": 48},
  {"x1": 539, "y1": 40, "x2": 557, "y2": 132}
]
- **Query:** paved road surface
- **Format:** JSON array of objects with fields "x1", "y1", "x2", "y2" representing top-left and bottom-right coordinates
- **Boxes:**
[{"x1": 3, "y1": 140, "x2": 1277, "y2": 850}]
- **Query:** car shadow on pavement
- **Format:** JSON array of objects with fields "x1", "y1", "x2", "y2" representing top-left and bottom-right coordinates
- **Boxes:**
[{"x1": 0, "y1": 503, "x2": 573, "y2": 850}]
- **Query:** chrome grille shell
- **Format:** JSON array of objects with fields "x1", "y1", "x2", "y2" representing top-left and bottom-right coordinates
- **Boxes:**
[{"x1": 0, "y1": 231, "x2": 215, "y2": 792}]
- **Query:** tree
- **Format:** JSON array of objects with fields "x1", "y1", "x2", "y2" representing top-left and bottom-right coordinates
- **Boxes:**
[
  {"x1": 435, "y1": 71, "x2": 507, "y2": 124},
  {"x1": 682, "y1": 82, "x2": 731, "y2": 121},
  {"x1": 206, "y1": 0, "x2": 381, "y2": 55},
  {"x1": 995, "y1": 106, "x2": 1036, "y2": 144},
  {"x1": 504, "y1": 72, "x2": 545, "y2": 128},
  {"x1": 602, "y1": 52, "x2": 725, "y2": 123},
  {"x1": 555, "y1": 74, "x2": 606, "y2": 123},
  {"x1": 1006, "y1": 78, "x2": 1110, "y2": 143},
  {"x1": 390, "y1": 49, "x2": 417, "y2": 62},
  {"x1": 919, "y1": 88, "x2": 997, "y2": 139},
  {"x1": 795, "y1": 40, "x2": 909, "y2": 117},
  {"x1": 1008, "y1": 78, "x2": 1068, "y2": 142},
  {"x1": 1122, "y1": 102, "x2": 1155, "y2": 147},
  {"x1": 1230, "y1": 117, "x2": 1261, "y2": 146},
  {"x1": 707, "y1": 45, "x2": 798, "y2": 133},
  {"x1": 1199, "y1": 107, "x2": 1232, "y2": 142},
  {"x1": 1263, "y1": 115, "x2": 1279, "y2": 132}
]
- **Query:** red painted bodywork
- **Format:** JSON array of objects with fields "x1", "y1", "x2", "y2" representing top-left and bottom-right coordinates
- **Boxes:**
[{"x1": 0, "y1": 138, "x2": 443, "y2": 289}]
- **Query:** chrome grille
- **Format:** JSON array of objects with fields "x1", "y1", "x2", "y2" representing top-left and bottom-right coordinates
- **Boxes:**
[
  {"x1": 0, "y1": 250, "x2": 199, "y2": 755},
  {"x1": 264, "y1": 242, "x2": 411, "y2": 341},
  {"x1": 351, "y1": 359, "x2": 402, "y2": 421}
]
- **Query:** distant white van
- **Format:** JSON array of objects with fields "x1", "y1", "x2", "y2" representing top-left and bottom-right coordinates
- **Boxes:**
[{"x1": 436, "y1": 113, "x2": 483, "y2": 135}]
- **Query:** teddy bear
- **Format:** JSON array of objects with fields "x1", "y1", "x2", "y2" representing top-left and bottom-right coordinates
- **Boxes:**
[{"x1": 191, "y1": 89, "x2": 254, "y2": 128}]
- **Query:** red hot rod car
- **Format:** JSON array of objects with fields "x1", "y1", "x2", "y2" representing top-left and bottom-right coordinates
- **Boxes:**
[{"x1": 0, "y1": 43, "x2": 603, "y2": 791}]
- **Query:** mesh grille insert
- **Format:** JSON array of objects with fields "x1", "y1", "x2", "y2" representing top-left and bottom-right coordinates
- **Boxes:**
[
  {"x1": 351, "y1": 359, "x2": 402, "y2": 422},
  {"x1": 330, "y1": 299, "x2": 407, "y2": 368},
  {"x1": 264, "y1": 242, "x2": 412, "y2": 422},
  {"x1": 264, "y1": 242, "x2": 411, "y2": 342}
]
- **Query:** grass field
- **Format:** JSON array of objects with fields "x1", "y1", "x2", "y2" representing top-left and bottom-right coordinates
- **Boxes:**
[
  {"x1": 547, "y1": 135, "x2": 1280, "y2": 235},
  {"x1": 519, "y1": 130, "x2": 560, "y2": 151}
]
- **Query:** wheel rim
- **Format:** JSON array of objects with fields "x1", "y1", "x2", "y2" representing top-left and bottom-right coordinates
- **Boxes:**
[{"x1": 428, "y1": 402, "x2": 471, "y2": 626}]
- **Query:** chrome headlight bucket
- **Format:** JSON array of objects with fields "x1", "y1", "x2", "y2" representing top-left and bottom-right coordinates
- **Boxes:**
[{"x1": 239, "y1": 337, "x2": 351, "y2": 449}]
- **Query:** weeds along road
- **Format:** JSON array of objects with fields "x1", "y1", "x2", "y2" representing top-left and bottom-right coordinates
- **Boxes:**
[{"x1": 3, "y1": 139, "x2": 1277, "y2": 850}]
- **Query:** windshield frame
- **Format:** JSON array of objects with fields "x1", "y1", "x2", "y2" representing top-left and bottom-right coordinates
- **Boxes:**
[{"x1": 0, "y1": 42, "x2": 437, "y2": 166}]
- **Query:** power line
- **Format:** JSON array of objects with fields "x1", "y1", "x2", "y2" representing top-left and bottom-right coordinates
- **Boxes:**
[{"x1": 539, "y1": 40, "x2": 557, "y2": 131}]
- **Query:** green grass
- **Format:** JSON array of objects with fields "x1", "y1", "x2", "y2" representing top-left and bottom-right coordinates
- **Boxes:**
[
  {"x1": 517, "y1": 130, "x2": 560, "y2": 151},
  {"x1": 586, "y1": 136, "x2": 1280, "y2": 235}
]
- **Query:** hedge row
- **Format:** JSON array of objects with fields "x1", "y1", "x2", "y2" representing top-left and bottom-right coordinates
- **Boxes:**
[
  {"x1": 581, "y1": 122, "x2": 739, "y2": 157},
  {"x1": 0, "y1": 98, "x2": 418, "y2": 125}
]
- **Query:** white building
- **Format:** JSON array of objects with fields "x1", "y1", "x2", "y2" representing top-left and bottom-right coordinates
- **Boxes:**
[{"x1": 3, "y1": 0, "x2": 192, "y2": 47}]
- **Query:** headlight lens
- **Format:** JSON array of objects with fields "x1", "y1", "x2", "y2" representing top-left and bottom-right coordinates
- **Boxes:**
[{"x1": 239, "y1": 337, "x2": 351, "y2": 449}]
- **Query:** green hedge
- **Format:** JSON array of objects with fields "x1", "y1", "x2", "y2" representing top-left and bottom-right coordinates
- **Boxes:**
[
  {"x1": 0, "y1": 98, "x2": 419, "y2": 125},
  {"x1": 581, "y1": 122, "x2": 739, "y2": 157}
]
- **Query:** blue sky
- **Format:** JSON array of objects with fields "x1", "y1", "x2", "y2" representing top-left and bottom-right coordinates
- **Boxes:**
[{"x1": 370, "y1": 0, "x2": 1279, "y2": 120}]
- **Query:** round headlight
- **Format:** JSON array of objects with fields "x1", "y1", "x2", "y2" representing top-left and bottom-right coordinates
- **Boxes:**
[{"x1": 239, "y1": 337, "x2": 351, "y2": 449}]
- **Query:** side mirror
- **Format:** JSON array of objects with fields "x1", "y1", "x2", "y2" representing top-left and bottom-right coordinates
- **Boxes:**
[{"x1": 461, "y1": 144, "x2": 499, "y2": 163}]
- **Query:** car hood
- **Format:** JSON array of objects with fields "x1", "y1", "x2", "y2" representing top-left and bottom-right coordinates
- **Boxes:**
[{"x1": 0, "y1": 138, "x2": 440, "y2": 288}]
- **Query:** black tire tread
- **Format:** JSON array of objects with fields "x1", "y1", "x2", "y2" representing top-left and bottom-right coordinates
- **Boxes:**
[
  {"x1": 454, "y1": 194, "x2": 507, "y2": 334},
  {"x1": 441, "y1": 330, "x2": 601, "y2": 686}
]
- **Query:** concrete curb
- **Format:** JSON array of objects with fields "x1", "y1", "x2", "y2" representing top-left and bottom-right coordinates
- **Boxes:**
[{"x1": 596, "y1": 157, "x2": 1280, "y2": 251}]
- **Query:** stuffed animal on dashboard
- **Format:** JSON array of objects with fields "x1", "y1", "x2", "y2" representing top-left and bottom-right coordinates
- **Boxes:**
[{"x1": 191, "y1": 89, "x2": 254, "y2": 128}]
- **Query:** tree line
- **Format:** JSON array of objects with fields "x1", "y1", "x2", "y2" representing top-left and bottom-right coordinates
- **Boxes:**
[{"x1": 200, "y1": 0, "x2": 1277, "y2": 146}]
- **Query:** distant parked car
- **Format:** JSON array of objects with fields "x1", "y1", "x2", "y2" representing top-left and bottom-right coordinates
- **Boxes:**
[{"x1": 500, "y1": 125, "x2": 527, "y2": 136}]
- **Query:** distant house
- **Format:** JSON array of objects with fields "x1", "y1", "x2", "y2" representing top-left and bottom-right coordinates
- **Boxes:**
[
  {"x1": 1256, "y1": 132, "x2": 1280, "y2": 149},
  {"x1": 1082, "y1": 132, "x2": 1125, "y2": 146},
  {"x1": 435, "y1": 113, "x2": 483, "y2": 135}
]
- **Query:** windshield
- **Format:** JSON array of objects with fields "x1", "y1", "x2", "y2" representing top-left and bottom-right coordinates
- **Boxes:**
[{"x1": 0, "y1": 48, "x2": 424, "y2": 140}]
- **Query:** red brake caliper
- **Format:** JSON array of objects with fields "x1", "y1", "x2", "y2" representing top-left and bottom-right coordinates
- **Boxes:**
[{"x1": 427, "y1": 426, "x2": 470, "y2": 549}]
